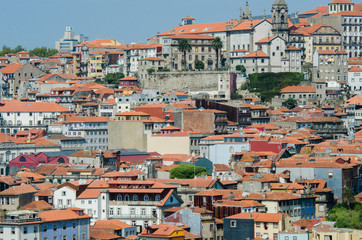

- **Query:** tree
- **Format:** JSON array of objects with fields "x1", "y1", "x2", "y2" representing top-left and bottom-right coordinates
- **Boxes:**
[
  {"x1": 147, "y1": 68, "x2": 155, "y2": 74},
  {"x1": 195, "y1": 60, "x2": 204, "y2": 70},
  {"x1": 29, "y1": 47, "x2": 58, "y2": 58},
  {"x1": 103, "y1": 72, "x2": 125, "y2": 84},
  {"x1": 282, "y1": 98, "x2": 298, "y2": 109},
  {"x1": 342, "y1": 187, "x2": 355, "y2": 209},
  {"x1": 326, "y1": 202, "x2": 362, "y2": 229},
  {"x1": 178, "y1": 38, "x2": 192, "y2": 71},
  {"x1": 170, "y1": 164, "x2": 207, "y2": 179},
  {"x1": 236, "y1": 65, "x2": 246, "y2": 73},
  {"x1": 211, "y1": 37, "x2": 223, "y2": 70}
]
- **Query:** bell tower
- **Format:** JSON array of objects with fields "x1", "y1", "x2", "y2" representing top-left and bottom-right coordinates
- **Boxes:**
[{"x1": 271, "y1": 0, "x2": 289, "y2": 41}]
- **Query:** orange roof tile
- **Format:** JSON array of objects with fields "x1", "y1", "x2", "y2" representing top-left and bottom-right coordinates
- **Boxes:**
[
  {"x1": 0, "y1": 101, "x2": 69, "y2": 113},
  {"x1": 280, "y1": 86, "x2": 315, "y2": 93},
  {"x1": 243, "y1": 51, "x2": 268, "y2": 58},
  {"x1": 21, "y1": 200, "x2": 53, "y2": 211},
  {"x1": 39, "y1": 208, "x2": 91, "y2": 222},
  {"x1": 226, "y1": 212, "x2": 282, "y2": 222},
  {"x1": 0, "y1": 63, "x2": 22, "y2": 74}
]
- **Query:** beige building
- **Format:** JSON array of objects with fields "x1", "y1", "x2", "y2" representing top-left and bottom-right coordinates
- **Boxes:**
[
  {"x1": 272, "y1": 86, "x2": 317, "y2": 108},
  {"x1": 147, "y1": 132, "x2": 190, "y2": 155},
  {"x1": 138, "y1": 57, "x2": 165, "y2": 80},
  {"x1": 313, "y1": 221, "x2": 362, "y2": 240},
  {"x1": 162, "y1": 34, "x2": 217, "y2": 71},
  {"x1": 313, "y1": 49, "x2": 348, "y2": 82}
]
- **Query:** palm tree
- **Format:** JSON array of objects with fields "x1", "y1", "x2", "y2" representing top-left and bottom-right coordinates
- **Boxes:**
[
  {"x1": 211, "y1": 37, "x2": 223, "y2": 70},
  {"x1": 178, "y1": 38, "x2": 192, "y2": 71}
]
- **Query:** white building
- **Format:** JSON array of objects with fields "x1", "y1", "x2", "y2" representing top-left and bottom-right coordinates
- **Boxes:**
[
  {"x1": 55, "y1": 26, "x2": 88, "y2": 52},
  {"x1": 0, "y1": 101, "x2": 69, "y2": 134},
  {"x1": 53, "y1": 186, "x2": 76, "y2": 209},
  {"x1": 62, "y1": 116, "x2": 108, "y2": 150},
  {"x1": 348, "y1": 66, "x2": 362, "y2": 93},
  {"x1": 75, "y1": 189, "x2": 107, "y2": 224}
]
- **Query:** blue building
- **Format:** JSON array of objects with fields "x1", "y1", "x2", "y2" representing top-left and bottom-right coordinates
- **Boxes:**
[
  {"x1": 39, "y1": 208, "x2": 91, "y2": 240},
  {"x1": 223, "y1": 217, "x2": 255, "y2": 240}
]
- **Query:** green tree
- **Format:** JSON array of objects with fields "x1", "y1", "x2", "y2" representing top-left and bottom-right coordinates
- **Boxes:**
[
  {"x1": 211, "y1": 37, "x2": 223, "y2": 70},
  {"x1": 0, "y1": 45, "x2": 12, "y2": 56},
  {"x1": 30, "y1": 47, "x2": 58, "y2": 58},
  {"x1": 13, "y1": 45, "x2": 26, "y2": 53},
  {"x1": 103, "y1": 72, "x2": 125, "y2": 84},
  {"x1": 342, "y1": 187, "x2": 355, "y2": 209},
  {"x1": 236, "y1": 65, "x2": 247, "y2": 73},
  {"x1": 195, "y1": 60, "x2": 204, "y2": 70},
  {"x1": 170, "y1": 164, "x2": 207, "y2": 179},
  {"x1": 178, "y1": 38, "x2": 192, "y2": 71},
  {"x1": 282, "y1": 98, "x2": 298, "y2": 109},
  {"x1": 326, "y1": 202, "x2": 362, "y2": 229},
  {"x1": 147, "y1": 68, "x2": 155, "y2": 74}
]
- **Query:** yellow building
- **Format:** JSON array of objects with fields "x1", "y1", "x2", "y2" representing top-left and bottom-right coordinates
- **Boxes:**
[
  {"x1": 89, "y1": 51, "x2": 108, "y2": 78},
  {"x1": 290, "y1": 23, "x2": 342, "y2": 63},
  {"x1": 139, "y1": 224, "x2": 185, "y2": 240}
]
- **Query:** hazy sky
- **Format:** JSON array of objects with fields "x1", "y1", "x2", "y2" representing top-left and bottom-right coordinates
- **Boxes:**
[{"x1": 1, "y1": 0, "x2": 333, "y2": 49}]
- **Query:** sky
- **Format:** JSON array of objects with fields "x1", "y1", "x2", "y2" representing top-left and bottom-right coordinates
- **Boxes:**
[{"x1": 1, "y1": 0, "x2": 333, "y2": 50}]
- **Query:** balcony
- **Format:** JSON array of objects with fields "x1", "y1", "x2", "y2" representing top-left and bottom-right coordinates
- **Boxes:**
[
  {"x1": 109, "y1": 200, "x2": 161, "y2": 206},
  {"x1": 108, "y1": 214, "x2": 157, "y2": 220}
]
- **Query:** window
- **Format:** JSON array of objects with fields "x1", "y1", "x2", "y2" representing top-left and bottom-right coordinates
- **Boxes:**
[
  {"x1": 43, "y1": 225, "x2": 48, "y2": 232},
  {"x1": 62, "y1": 191, "x2": 66, "y2": 196},
  {"x1": 117, "y1": 208, "x2": 121, "y2": 216},
  {"x1": 34, "y1": 226, "x2": 38, "y2": 233},
  {"x1": 132, "y1": 194, "x2": 138, "y2": 201},
  {"x1": 82, "y1": 233, "x2": 86, "y2": 240},
  {"x1": 144, "y1": 221, "x2": 149, "y2": 228},
  {"x1": 131, "y1": 208, "x2": 135, "y2": 215},
  {"x1": 144, "y1": 194, "x2": 149, "y2": 201},
  {"x1": 53, "y1": 224, "x2": 57, "y2": 231},
  {"x1": 117, "y1": 194, "x2": 122, "y2": 201},
  {"x1": 62, "y1": 235, "x2": 66, "y2": 240},
  {"x1": 155, "y1": 194, "x2": 161, "y2": 201},
  {"x1": 53, "y1": 237, "x2": 57, "y2": 240},
  {"x1": 23, "y1": 227, "x2": 28, "y2": 234},
  {"x1": 11, "y1": 227, "x2": 15, "y2": 234},
  {"x1": 273, "y1": 223, "x2": 278, "y2": 228},
  {"x1": 230, "y1": 220, "x2": 236, "y2": 227},
  {"x1": 285, "y1": 237, "x2": 289, "y2": 240},
  {"x1": 72, "y1": 235, "x2": 76, "y2": 240},
  {"x1": 63, "y1": 222, "x2": 66, "y2": 230},
  {"x1": 72, "y1": 222, "x2": 76, "y2": 229},
  {"x1": 0, "y1": 227, "x2": 3, "y2": 234},
  {"x1": 328, "y1": 172, "x2": 333, "y2": 179},
  {"x1": 109, "y1": 208, "x2": 114, "y2": 215},
  {"x1": 124, "y1": 194, "x2": 129, "y2": 201},
  {"x1": 141, "y1": 208, "x2": 146, "y2": 216}
]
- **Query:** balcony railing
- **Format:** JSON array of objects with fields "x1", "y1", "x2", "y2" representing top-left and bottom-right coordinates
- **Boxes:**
[
  {"x1": 109, "y1": 200, "x2": 161, "y2": 206},
  {"x1": 108, "y1": 214, "x2": 157, "y2": 219}
]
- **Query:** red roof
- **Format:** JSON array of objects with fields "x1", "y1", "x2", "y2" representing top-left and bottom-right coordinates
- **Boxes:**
[
  {"x1": 349, "y1": 66, "x2": 362, "y2": 72},
  {"x1": 243, "y1": 51, "x2": 268, "y2": 58},
  {"x1": 280, "y1": 86, "x2": 315, "y2": 93},
  {"x1": 120, "y1": 76, "x2": 137, "y2": 81},
  {"x1": 0, "y1": 101, "x2": 69, "y2": 113},
  {"x1": 255, "y1": 36, "x2": 277, "y2": 44},
  {"x1": 226, "y1": 212, "x2": 282, "y2": 223},
  {"x1": 0, "y1": 63, "x2": 22, "y2": 74}
]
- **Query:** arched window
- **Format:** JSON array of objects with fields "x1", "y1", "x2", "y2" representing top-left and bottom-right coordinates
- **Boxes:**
[
  {"x1": 117, "y1": 194, "x2": 122, "y2": 202},
  {"x1": 132, "y1": 194, "x2": 138, "y2": 201},
  {"x1": 144, "y1": 194, "x2": 149, "y2": 201},
  {"x1": 155, "y1": 194, "x2": 161, "y2": 202},
  {"x1": 281, "y1": 15, "x2": 285, "y2": 23},
  {"x1": 124, "y1": 194, "x2": 129, "y2": 201},
  {"x1": 57, "y1": 157, "x2": 65, "y2": 163},
  {"x1": 19, "y1": 156, "x2": 26, "y2": 162}
]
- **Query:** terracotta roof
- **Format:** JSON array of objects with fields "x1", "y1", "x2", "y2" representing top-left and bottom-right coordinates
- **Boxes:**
[
  {"x1": 21, "y1": 200, "x2": 53, "y2": 211},
  {"x1": 214, "y1": 200, "x2": 264, "y2": 208},
  {"x1": 255, "y1": 36, "x2": 277, "y2": 44},
  {"x1": 92, "y1": 220, "x2": 132, "y2": 230},
  {"x1": 0, "y1": 63, "x2": 22, "y2": 74},
  {"x1": 0, "y1": 101, "x2": 69, "y2": 113},
  {"x1": 226, "y1": 212, "x2": 282, "y2": 223},
  {"x1": 120, "y1": 76, "x2": 137, "y2": 81},
  {"x1": 280, "y1": 86, "x2": 315, "y2": 93},
  {"x1": 140, "y1": 224, "x2": 184, "y2": 237},
  {"x1": 214, "y1": 164, "x2": 231, "y2": 171},
  {"x1": 0, "y1": 184, "x2": 38, "y2": 196},
  {"x1": 90, "y1": 229, "x2": 120, "y2": 240},
  {"x1": 349, "y1": 66, "x2": 362, "y2": 72},
  {"x1": 77, "y1": 189, "x2": 101, "y2": 199},
  {"x1": 243, "y1": 51, "x2": 268, "y2": 58},
  {"x1": 39, "y1": 208, "x2": 91, "y2": 222}
]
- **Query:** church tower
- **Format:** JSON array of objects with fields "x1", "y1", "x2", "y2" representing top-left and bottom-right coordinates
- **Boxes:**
[{"x1": 271, "y1": 0, "x2": 289, "y2": 41}]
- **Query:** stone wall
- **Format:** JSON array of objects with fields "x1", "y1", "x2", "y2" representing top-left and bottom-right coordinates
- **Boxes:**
[{"x1": 140, "y1": 71, "x2": 230, "y2": 93}]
